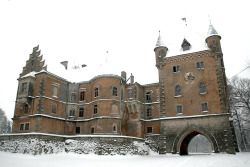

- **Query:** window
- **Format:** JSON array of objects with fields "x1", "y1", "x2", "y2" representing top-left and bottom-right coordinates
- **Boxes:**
[
  {"x1": 197, "y1": 61, "x2": 204, "y2": 69},
  {"x1": 79, "y1": 108, "x2": 84, "y2": 117},
  {"x1": 51, "y1": 102, "x2": 57, "y2": 114},
  {"x1": 24, "y1": 104, "x2": 28, "y2": 114},
  {"x1": 21, "y1": 82, "x2": 27, "y2": 93},
  {"x1": 173, "y1": 65, "x2": 180, "y2": 73},
  {"x1": 199, "y1": 82, "x2": 207, "y2": 94},
  {"x1": 147, "y1": 127, "x2": 153, "y2": 134},
  {"x1": 71, "y1": 92, "x2": 76, "y2": 101},
  {"x1": 91, "y1": 127, "x2": 95, "y2": 134},
  {"x1": 128, "y1": 88, "x2": 133, "y2": 99},
  {"x1": 53, "y1": 86, "x2": 58, "y2": 97},
  {"x1": 175, "y1": 85, "x2": 182, "y2": 97},
  {"x1": 69, "y1": 109, "x2": 75, "y2": 117},
  {"x1": 113, "y1": 125, "x2": 117, "y2": 132},
  {"x1": 94, "y1": 105, "x2": 98, "y2": 115},
  {"x1": 80, "y1": 91, "x2": 85, "y2": 101},
  {"x1": 146, "y1": 108, "x2": 152, "y2": 118},
  {"x1": 94, "y1": 87, "x2": 99, "y2": 97},
  {"x1": 25, "y1": 123, "x2": 29, "y2": 131},
  {"x1": 76, "y1": 127, "x2": 80, "y2": 134},
  {"x1": 201, "y1": 103, "x2": 208, "y2": 112},
  {"x1": 112, "y1": 86, "x2": 118, "y2": 96},
  {"x1": 146, "y1": 92, "x2": 152, "y2": 102},
  {"x1": 177, "y1": 105, "x2": 183, "y2": 114},
  {"x1": 20, "y1": 124, "x2": 24, "y2": 131}
]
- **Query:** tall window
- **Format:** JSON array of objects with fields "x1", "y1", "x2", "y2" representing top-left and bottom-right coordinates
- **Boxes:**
[
  {"x1": 146, "y1": 92, "x2": 152, "y2": 102},
  {"x1": 177, "y1": 105, "x2": 183, "y2": 114},
  {"x1": 175, "y1": 85, "x2": 182, "y2": 97},
  {"x1": 21, "y1": 82, "x2": 27, "y2": 93},
  {"x1": 112, "y1": 86, "x2": 118, "y2": 96},
  {"x1": 128, "y1": 88, "x2": 133, "y2": 99},
  {"x1": 199, "y1": 82, "x2": 207, "y2": 94},
  {"x1": 94, "y1": 87, "x2": 99, "y2": 97},
  {"x1": 51, "y1": 102, "x2": 57, "y2": 114},
  {"x1": 69, "y1": 109, "x2": 75, "y2": 117},
  {"x1": 25, "y1": 123, "x2": 29, "y2": 131},
  {"x1": 91, "y1": 127, "x2": 95, "y2": 134},
  {"x1": 94, "y1": 105, "x2": 98, "y2": 115},
  {"x1": 147, "y1": 108, "x2": 152, "y2": 118},
  {"x1": 197, "y1": 61, "x2": 204, "y2": 69},
  {"x1": 201, "y1": 103, "x2": 208, "y2": 112},
  {"x1": 71, "y1": 92, "x2": 76, "y2": 101},
  {"x1": 52, "y1": 85, "x2": 58, "y2": 97},
  {"x1": 24, "y1": 104, "x2": 28, "y2": 114},
  {"x1": 173, "y1": 65, "x2": 180, "y2": 73},
  {"x1": 79, "y1": 108, "x2": 84, "y2": 117},
  {"x1": 147, "y1": 127, "x2": 153, "y2": 134},
  {"x1": 76, "y1": 127, "x2": 80, "y2": 134},
  {"x1": 80, "y1": 91, "x2": 85, "y2": 101},
  {"x1": 20, "y1": 124, "x2": 24, "y2": 131}
]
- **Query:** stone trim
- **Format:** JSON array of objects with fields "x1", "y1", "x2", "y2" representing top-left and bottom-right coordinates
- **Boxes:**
[{"x1": 164, "y1": 51, "x2": 210, "y2": 64}]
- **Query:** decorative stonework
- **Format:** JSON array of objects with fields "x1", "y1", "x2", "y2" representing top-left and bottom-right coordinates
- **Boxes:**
[
  {"x1": 165, "y1": 52, "x2": 210, "y2": 64},
  {"x1": 184, "y1": 72, "x2": 195, "y2": 84}
]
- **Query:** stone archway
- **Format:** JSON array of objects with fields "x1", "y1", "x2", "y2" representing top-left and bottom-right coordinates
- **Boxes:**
[{"x1": 172, "y1": 125, "x2": 220, "y2": 155}]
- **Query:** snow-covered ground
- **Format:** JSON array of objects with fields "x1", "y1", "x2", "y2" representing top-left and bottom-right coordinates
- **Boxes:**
[{"x1": 0, "y1": 152, "x2": 250, "y2": 167}]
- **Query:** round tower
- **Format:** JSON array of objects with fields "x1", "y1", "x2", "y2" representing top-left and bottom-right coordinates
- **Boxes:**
[
  {"x1": 205, "y1": 24, "x2": 222, "y2": 53},
  {"x1": 154, "y1": 31, "x2": 168, "y2": 68}
]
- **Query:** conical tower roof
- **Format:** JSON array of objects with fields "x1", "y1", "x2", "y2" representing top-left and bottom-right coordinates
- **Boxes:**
[
  {"x1": 206, "y1": 24, "x2": 221, "y2": 39},
  {"x1": 154, "y1": 31, "x2": 167, "y2": 51}
]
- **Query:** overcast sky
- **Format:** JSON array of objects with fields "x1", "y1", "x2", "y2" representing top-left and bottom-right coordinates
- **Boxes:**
[{"x1": 0, "y1": 0, "x2": 249, "y2": 119}]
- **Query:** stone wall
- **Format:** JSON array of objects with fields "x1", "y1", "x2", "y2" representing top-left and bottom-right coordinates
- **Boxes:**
[{"x1": 0, "y1": 133, "x2": 150, "y2": 155}]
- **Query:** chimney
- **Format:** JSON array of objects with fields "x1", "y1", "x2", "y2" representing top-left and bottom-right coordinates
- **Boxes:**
[{"x1": 130, "y1": 73, "x2": 134, "y2": 84}]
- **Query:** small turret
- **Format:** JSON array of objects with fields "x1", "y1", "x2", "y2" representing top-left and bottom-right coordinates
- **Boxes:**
[
  {"x1": 205, "y1": 24, "x2": 222, "y2": 53},
  {"x1": 154, "y1": 31, "x2": 168, "y2": 68}
]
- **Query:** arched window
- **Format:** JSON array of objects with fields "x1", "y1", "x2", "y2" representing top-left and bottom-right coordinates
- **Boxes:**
[
  {"x1": 147, "y1": 108, "x2": 152, "y2": 118},
  {"x1": 94, "y1": 87, "x2": 99, "y2": 97},
  {"x1": 200, "y1": 82, "x2": 207, "y2": 94},
  {"x1": 51, "y1": 102, "x2": 57, "y2": 114},
  {"x1": 175, "y1": 85, "x2": 182, "y2": 96},
  {"x1": 24, "y1": 104, "x2": 28, "y2": 114},
  {"x1": 113, "y1": 125, "x2": 117, "y2": 132},
  {"x1": 146, "y1": 92, "x2": 152, "y2": 102},
  {"x1": 112, "y1": 86, "x2": 118, "y2": 96},
  {"x1": 79, "y1": 108, "x2": 84, "y2": 117},
  {"x1": 94, "y1": 105, "x2": 98, "y2": 115}
]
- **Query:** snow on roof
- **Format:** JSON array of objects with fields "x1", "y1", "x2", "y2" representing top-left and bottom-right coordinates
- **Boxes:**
[
  {"x1": 154, "y1": 32, "x2": 167, "y2": 50},
  {"x1": 44, "y1": 54, "x2": 124, "y2": 83},
  {"x1": 207, "y1": 24, "x2": 220, "y2": 37},
  {"x1": 163, "y1": 25, "x2": 209, "y2": 57}
]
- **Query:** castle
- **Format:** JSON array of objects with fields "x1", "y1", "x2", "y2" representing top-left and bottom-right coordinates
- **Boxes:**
[{"x1": 12, "y1": 24, "x2": 237, "y2": 155}]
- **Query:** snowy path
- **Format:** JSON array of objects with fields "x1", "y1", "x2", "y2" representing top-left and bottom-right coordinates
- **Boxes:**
[{"x1": 0, "y1": 152, "x2": 250, "y2": 167}]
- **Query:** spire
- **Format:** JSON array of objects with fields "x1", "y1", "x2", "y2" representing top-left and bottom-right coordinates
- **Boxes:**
[
  {"x1": 207, "y1": 24, "x2": 221, "y2": 39},
  {"x1": 154, "y1": 31, "x2": 167, "y2": 51}
]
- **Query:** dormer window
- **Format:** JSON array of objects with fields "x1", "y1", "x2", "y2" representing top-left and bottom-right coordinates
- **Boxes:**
[{"x1": 181, "y1": 38, "x2": 191, "y2": 51}]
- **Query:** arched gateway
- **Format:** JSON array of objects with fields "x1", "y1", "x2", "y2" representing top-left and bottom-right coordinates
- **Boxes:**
[{"x1": 172, "y1": 125, "x2": 219, "y2": 155}]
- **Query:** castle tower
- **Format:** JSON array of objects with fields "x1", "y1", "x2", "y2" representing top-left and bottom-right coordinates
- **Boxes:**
[
  {"x1": 205, "y1": 24, "x2": 222, "y2": 53},
  {"x1": 154, "y1": 31, "x2": 168, "y2": 69}
]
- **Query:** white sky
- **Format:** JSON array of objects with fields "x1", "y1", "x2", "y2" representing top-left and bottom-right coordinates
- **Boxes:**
[{"x1": 0, "y1": 0, "x2": 250, "y2": 119}]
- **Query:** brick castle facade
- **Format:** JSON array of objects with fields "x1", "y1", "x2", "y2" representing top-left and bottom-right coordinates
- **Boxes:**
[{"x1": 12, "y1": 24, "x2": 237, "y2": 155}]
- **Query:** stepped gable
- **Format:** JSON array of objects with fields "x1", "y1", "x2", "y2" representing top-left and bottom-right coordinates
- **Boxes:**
[{"x1": 20, "y1": 45, "x2": 47, "y2": 77}]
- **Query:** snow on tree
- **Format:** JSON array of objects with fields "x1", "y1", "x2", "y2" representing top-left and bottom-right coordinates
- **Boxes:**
[
  {"x1": 0, "y1": 108, "x2": 12, "y2": 134},
  {"x1": 228, "y1": 77, "x2": 250, "y2": 151}
]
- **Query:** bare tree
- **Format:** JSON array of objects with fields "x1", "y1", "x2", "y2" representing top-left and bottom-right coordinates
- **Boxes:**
[
  {"x1": 0, "y1": 108, "x2": 12, "y2": 134},
  {"x1": 228, "y1": 77, "x2": 250, "y2": 151}
]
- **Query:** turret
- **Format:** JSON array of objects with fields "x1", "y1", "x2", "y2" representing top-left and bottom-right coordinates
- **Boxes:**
[
  {"x1": 205, "y1": 24, "x2": 222, "y2": 53},
  {"x1": 154, "y1": 31, "x2": 168, "y2": 68}
]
